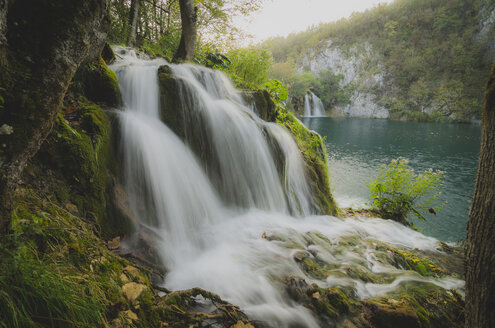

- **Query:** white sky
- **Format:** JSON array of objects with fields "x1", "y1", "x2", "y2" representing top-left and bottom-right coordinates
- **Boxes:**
[{"x1": 235, "y1": 0, "x2": 394, "y2": 44}]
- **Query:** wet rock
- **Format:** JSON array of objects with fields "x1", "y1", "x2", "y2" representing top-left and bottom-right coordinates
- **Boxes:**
[
  {"x1": 242, "y1": 89, "x2": 277, "y2": 122},
  {"x1": 230, "y1": 321, "x2": 254, "y2": 328},
  {"x1": 293, "y1": 251, "x2": 309, "y2": 262}
]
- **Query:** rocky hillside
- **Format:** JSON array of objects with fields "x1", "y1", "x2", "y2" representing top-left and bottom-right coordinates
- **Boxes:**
[{"x1": 266, "y1": 0, "x2": 495, "y2": 122}]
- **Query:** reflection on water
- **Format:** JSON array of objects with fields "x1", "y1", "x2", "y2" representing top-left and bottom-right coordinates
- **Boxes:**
[{"x1": 303, "y1": 117, "x2": 481, "y2": 242}]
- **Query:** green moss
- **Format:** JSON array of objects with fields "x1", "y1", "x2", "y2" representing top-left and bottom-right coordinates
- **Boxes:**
[
  {"x1": 389, "y1": 248, "x2": 448, "y2": 277},
  {"x1": 71, "y1": 56, "x2": 121, "y2": 107},
  {"x1": 0, "y1": 188, "x2": 141, "y2": 328},
  {"x1": 276, "y1": 107, "x2": 338, "y2": 215}
]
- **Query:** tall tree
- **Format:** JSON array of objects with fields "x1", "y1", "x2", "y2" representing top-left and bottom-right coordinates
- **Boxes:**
[
  {"x1": 173, "y1": 0, "x2": 197, "y2": 61},
  {"x1": 0, "y1": 0, "x2": 111, "y2": 234},
  {"x1": 465, "y1": 62, "x2": 495, "y2": 327},
  {"x1": 128, "y1": 0, "x2": 141, "y2": 46}
]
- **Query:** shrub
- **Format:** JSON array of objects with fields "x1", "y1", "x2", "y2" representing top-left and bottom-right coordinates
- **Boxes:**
[{"x1": 367, "y1": 158, "x2": 444, "y2": 226}]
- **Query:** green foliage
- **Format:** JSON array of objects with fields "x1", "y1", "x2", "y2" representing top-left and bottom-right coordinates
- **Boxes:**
[
  {"x1": 289, "y1": 72, "x2": 321, "y2": 99},
  {"x1": 108, "y1": 0, "x2": 262, "y2": 53},
  {"x1": 0, "y1": 190, "x2": 122, "y2": 328},
  {"x1": 262, "y1": 79, "x2": 288, "y2": 104},
  {"x1": 223, "y1": 45, "x2": 273, "y2": 88},
  {"x1": 264, "y1": 0, "x2": 493, "y2": 121},
  {"x1": 367, "y1": 158, "x2": 445, "y2": 225},
  {"x1": 317, "y1": 69, "x2": 352, "y2": 108}
]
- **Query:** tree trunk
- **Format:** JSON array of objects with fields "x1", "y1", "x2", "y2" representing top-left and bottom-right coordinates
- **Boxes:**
[
  {"x1": 465, "y1": 63, "x2": 495, "y2": 327},
  {"x1": 173, "y1": 0, "x2": 197, "y2": 62},
  {"x1": 0, "y1": 0, "x2": 110, "y2": 234},
  {"x1": 128, "y1": 0, "x2": 141, "y2": 46}
]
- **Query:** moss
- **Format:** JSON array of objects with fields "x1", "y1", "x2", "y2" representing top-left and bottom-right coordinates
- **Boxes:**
[
  {"x1": 71, "y1": 56, "x2": 121, "y2": 107},
  {"x1": 389, "y1": 248, "x2": 448, "y2": 277},
  {"x1": 1, "y1": 188, "x2": 140, "y2": 327},
  {"x1": 242, "y1": 89, "x2": 277, "y2": 122},
  {"x1": 276, "y1": 107, "x2": 338, "y2": 215}
]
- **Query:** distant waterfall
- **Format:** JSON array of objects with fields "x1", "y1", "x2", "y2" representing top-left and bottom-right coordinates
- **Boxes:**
[
  {"x1": 304, "y1": 92, "x2": 326, "y2": 117},
  {"x1": 110, "y1": 47, "x2": 463, "y2": 328}
]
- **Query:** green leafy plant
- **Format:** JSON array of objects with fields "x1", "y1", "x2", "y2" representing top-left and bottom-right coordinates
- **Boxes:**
[
  {"x1": 367, "y1": 158, "x2": 445, "y2": 226},
  {"x1": 262, "y1": 79, "x2": 288, "y2": 104}
]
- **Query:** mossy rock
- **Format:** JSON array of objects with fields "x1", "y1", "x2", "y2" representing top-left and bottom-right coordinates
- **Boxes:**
[
  {"x1": 158, "y1": 64, "x2": 185, "y2": 139},
  {"x1": 242, "y1": 89, "x2": 277, "y2": 122},
  {"x1": 72, "y1": 56, "x2": 121, "y2": 107},
  {"x1": 102, "y1": 42, "x2": 116, "y2": 65},
  {"x1": 276, "y1": 107, "x2": 338, "y2": 216}
]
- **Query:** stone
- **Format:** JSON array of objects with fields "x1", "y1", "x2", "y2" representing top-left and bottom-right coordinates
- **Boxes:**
[
  {"x1": 293, "y1": 251, "x2": 309, "y2": 262},
  {"x1": 65, "y1": 203, "x2": 79, "y2": 214},
  {"x1": 122, "y1": 310, "x2": 138, "y2": 322},
  {"x1": 230, "y1": 322, "x2": 254, "y2": 328},
  {"x1": 107, "y1": 236, "x2": 120, "y2": 250},
  {"x1": 122, "y1": 282, "x2": 148, "y2": 303},
  {"x1": 123, "y1": 265, "x2": 148, "y2": 284}
]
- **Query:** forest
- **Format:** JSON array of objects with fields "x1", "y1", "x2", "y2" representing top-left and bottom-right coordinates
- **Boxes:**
[
  {"x1": 264, "y1": 0, "x2": 495, "y2": 121},
  {"x1": 0, "y1": 0, "x2": 494, "y2": 327}
]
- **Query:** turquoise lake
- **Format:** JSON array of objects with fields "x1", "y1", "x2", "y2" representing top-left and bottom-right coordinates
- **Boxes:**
[{"x1": 302, "y1": 117, "x2": 482, "y2": 242}]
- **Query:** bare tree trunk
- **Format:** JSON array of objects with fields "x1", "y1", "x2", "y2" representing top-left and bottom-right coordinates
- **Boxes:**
[
  {"x1": 0, "y1": 0, "x2": 110, "y2": 234},
  {"x1": 173, "y1": 0, "x2": 197, "y2": 62},
  {"x1": 128, "y1": 0, "x2": 141, "y2": 46},
  {"x1": 465, "y1": 62, "x2": 495, "y2": 327}
]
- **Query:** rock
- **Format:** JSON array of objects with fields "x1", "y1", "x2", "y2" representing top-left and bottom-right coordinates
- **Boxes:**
[
  {"x1": 242, "y1": 89, "x2": 277, "y2": 122},
  {"x1": 120, "y1": 273, "x2": 129, "y2": 283},
  {"x1": 102, "y1": 42, "x2": 116, "y2": 64},
  {"x1": 107, "y1": 236, "x2": 120, "y2": 250},
  {"x1": 123, "y1": 265, "x2": 148, "y2": 284},
  {"x1": 293, "y1": 251, "x2": 309, "y2": 262},
  {"x1": 122, "y1": 310, "x2": 138, "y2": 322},
  {"x1": 230, "y1": 322, "x2": 254, "y2": 328},
  {"x1": 72, "y1": 56, "x2": 122, "y2": 107},
  {"x1": 122, "y1": 282, "x2": 148, "y2": 303},
  {"x1": 110, "y1": 318, "x2": 122, "y2": 328},
  {"x1": 65, "y1": 203, "x2": 79, "y2": 214}
]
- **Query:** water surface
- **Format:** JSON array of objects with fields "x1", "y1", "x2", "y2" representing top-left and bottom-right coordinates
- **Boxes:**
[{"x1": 303, "y1": 117, "x2": 481, "y2": 242}]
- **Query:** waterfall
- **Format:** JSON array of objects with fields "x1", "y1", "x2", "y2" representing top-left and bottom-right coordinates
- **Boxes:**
[
  {"x1": 304, "y1": 92, "x2": 327, "y2": 117},
  {"x1": 110, "y1": 47, "x2": 463, "y2": 328}
]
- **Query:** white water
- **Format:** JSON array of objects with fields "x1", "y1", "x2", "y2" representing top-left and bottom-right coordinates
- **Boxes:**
[
  {"x1": 111, "y1": 47, "x2": 463, "y2": 328},
  {"x1": 304, "y1": 92, "x2": 327, "y2": 117}
]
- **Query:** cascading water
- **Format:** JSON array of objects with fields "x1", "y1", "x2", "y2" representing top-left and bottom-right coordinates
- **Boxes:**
[
  {"x1": 304, "y1": 92, "x2": 327, "y2": 117},
  {"x1": 111, "y1": 47, "x2": 463, "y2": 328}
]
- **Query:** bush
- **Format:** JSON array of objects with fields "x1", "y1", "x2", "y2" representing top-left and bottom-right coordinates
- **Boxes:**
[{"x1": 367, "y1": 158, "x2": 444, "y2": 226}]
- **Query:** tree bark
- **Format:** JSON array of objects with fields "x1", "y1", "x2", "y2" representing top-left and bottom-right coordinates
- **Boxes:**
[
  {"x1": 465, "y1": 62, "x2": 495, "y2": 327},
  {"x1": 128, "y1": 0, "x2": 141, "y2": 46},
  {"x1": 173, "y1": 0, "x2": 197, "y2": 62},
  {"x1": 0, "y1": 0, "x2": 111, "y2": 234}
]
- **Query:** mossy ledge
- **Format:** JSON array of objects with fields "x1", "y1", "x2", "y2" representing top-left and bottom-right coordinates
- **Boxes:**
[{"x1": 275, "y1": 107, "x2": 338, "y2": 215}]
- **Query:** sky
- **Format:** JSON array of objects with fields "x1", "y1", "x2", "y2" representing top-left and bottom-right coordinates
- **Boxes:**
[{"x1": 235, "y1": 0, "x2": 394, "y2": 44}]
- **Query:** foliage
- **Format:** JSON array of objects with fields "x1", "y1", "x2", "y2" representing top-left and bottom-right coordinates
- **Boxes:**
[
  {"x1": 264, "y1": 0, "x2": 494, "y2": 121},
  {"x1": 108, "y1": 0, "x2": 262, "y2": 51},
  {"x1": 367, "y1": 158, "x2": 445, "y2": 225},
  {"x1": 0, "y1": 190, "x2": 118, "y2": 328},
  {"x1": 223, "y1": 45, "x2": 272, "y2": 88},
  {"x1": 262, "y1": 79, "x2": 288, "y2": 104}
]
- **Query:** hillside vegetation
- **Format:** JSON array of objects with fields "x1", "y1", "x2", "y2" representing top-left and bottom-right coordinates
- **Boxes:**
[{"x1": 264, "y1": 0, "x2": 495, "y2": 122}]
